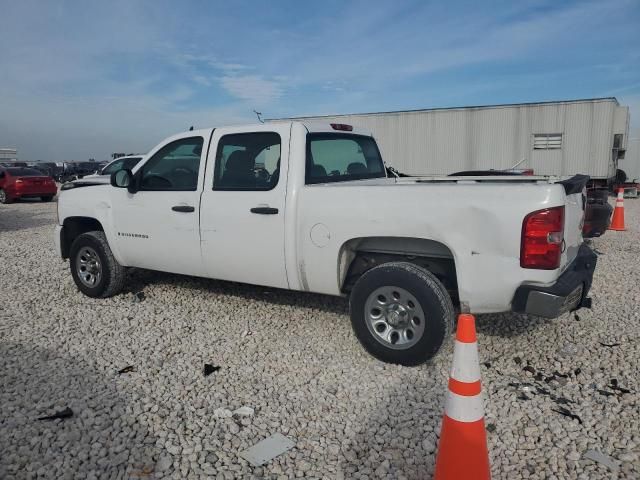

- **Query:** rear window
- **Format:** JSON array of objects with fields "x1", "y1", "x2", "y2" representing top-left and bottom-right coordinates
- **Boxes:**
[
  {"x1": 305, "y1": 134, "x2": 385, "y2": 184},
  {"x1": 7, "y1": 168, "x2": 43, "y2": 176}
]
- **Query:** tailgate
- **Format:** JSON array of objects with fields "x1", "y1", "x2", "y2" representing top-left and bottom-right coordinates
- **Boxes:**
[{"x1": 557, "y1": 175, "x2": 589, "y2": 268}]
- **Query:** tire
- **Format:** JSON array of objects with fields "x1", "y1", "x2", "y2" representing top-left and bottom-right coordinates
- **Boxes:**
[
  {"x1": 0, "y1": 189, "x2": 12, "y2": 204},
  {"x1": 349, "y1": 262, "x2": 454, "y2": 366},
  {"x1": 70, "y1": 231, "x2": 126, "y2": 298},
  {"x1": 41, "y1": 196, "x2": 54, "y2": 202}
]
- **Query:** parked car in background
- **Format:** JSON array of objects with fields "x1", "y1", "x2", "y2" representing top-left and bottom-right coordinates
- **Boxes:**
[
  {"x1": 83, "y1": 156, "x2": 143, "y2": 183},
  {"x1": 32, "y1": 162, "x2": 64, "y2": 180},
  {"x1": 0, "y1": 167, "x2": 58, "y2": 203},
  {"x1": 74, "y1": 162, "x2": 101, "y2": 177}
]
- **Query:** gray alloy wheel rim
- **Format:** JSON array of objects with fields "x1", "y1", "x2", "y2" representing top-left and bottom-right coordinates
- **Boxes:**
[
  {"x1": 76, "y1": 246, "x2": 102, "y2": 288},
  {"x1": 0, "y1": 190, "x2": 5, "y2": 202},
  {"x1": 364, "y1": 286, "x2": 426, "y2": 350}
]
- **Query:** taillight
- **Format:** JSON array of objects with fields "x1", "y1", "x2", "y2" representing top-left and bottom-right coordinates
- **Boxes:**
[
  {"x1": 330, "y1": 123, "x2": 353, "y2": 131},
  {"x1": 520, "y1": 206, "x2": 564, "y2": 269}
]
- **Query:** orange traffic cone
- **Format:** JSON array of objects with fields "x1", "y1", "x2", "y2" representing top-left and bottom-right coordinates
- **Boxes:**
[
  {"x1": 609, "y1": 188, "x2": 625, "y2": 231},
  {"x1": 434, "y1": 314, "x2": 490, "y2": 480}
]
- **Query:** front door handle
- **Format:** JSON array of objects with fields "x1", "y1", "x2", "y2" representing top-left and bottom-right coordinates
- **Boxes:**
[
  {"x1": 172, "y1": 205, "x2": 195, "y2": 213},
  {"x1": 250, "y1": 207, "x2": 279, "y2": 215}
]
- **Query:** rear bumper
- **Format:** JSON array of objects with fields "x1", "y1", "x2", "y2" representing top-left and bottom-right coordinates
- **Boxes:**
[
  {"x1": 511, "y1": 244, "x2": 597, "y2": 318},
  {"x1": 13, "y1": 187, "x2": 58, "y2": 198}
]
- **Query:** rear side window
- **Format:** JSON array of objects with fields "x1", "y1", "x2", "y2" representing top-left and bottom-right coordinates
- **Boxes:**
[
  {"x1": 305, "y1": 134, "x2": 385, "y2": 184},
  {"x1": 213, "y1": 132, "x2": 281, "y2": 191},
  {"x1": 6, "y1": 168, "x2": 42, "y2": 176}
]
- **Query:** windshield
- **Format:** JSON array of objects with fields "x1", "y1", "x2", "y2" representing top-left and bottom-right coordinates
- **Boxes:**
[
  {"x1": 305, "y1": 134, "x2": 386, "y2": 184},
  {"x1": 6, "y1": 168, "x2": 43, "y2": 176},
  {"x1": 102, "y1": 157, "x2": 142, "y2": 175}
]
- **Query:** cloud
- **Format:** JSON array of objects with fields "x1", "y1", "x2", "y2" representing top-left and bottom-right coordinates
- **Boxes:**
[
  {"x1": 0, "y1": 0, "x2": 638, "y2": 160},
  {"x1": 219, "y1": 75, "x2": 283, "y2": 105}
]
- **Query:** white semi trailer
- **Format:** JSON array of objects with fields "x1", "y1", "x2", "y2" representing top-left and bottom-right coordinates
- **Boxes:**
[{"x1": 280, "y1": 97, "x2": 630, "y2": 186}]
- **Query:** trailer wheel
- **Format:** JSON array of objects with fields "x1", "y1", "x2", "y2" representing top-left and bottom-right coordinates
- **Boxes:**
[{"x1": 349, "y1": 262, "x2": 454, "y2": 366}]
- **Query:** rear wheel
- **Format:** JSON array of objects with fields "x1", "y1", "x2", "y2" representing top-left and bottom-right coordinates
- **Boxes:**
[
  {"x1": 41, "y1": 196, "x2": 54, "y2": 202},
  {"x1": 70, "y1": 231, "x2": 126, "y2": 298},
  {"x1": 350, "y1": 262, "x2": 454, "y2": 366},
  {"x1": 0, "y1": 189, "x2": 12, "y2": 204}
]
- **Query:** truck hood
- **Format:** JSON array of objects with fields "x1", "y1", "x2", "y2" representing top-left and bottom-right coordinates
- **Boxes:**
[{"x1": 60, "y1": 176, "x2": 110, "y2": 191}]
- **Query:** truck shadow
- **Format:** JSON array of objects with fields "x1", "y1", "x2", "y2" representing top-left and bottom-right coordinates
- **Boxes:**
[
  {"x1": 0, "y1": 341, "x2": 158, "y2": 478},
  {"x1": 474, "y1": 312, "x2": 555, "y2": 338},
  {"x1": 125, "y1": 268, "x2": 553, "y2": 339},
  {"x1": 126, "y1": 268, "x2": 351, "y2": 316}
]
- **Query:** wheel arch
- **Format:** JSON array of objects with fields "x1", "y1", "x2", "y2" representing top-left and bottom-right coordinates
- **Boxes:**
[
  {"x1": 61, "y1": 216, "x2": 104, "y2": 259},
  {"x1": 338, "y1": 236, "x2": 459, "y2": 302}
]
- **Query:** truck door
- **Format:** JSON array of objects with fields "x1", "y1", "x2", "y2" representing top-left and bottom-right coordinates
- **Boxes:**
[
  {"x1": 200, "y1": 124, "x2": 290, "y2": 289},
  {"x1": 110, "y1": 133, "x2": 207, "y2": 275}
]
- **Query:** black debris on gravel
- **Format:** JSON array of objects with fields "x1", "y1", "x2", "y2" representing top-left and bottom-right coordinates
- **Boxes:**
[
  {"x1": 132, "y1": 291, "x2": 145, "y2": 303},
  {"x1": 552, "y1": 407, "x2": 582, "y2": 424},
  {"x1": 37, "y1": 407, "x2": 74, "y2": 421},
  {"x1": 204, "y1": 364, "x2": 221, "y2": 376}
]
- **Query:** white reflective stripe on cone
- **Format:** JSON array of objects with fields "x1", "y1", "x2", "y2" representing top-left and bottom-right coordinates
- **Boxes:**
[
  {"x1": 445, "y1": 390, "x2": 485, "y2": 423},
  {"x1": 450, "y1": 340, "x2": 481, "y2": 383}
]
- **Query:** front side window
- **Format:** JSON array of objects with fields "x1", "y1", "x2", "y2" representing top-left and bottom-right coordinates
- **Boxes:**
[
  {"x1": 139, "y1": 137, "x2": 203, "y2": 191},
  {"x1": 213, "y1": 132, "x2": 281, "y2": 190},
  {"x1": 103, "y1": 157, "x2": 141, "y2": 175},
  {"x1": 305, "y1": 134, "x2": 385, "y2": 184}
]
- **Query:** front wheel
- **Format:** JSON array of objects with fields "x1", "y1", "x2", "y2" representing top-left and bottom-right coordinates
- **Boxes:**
[
  {"x1": 70, "y1": 231, "x2": 126, "y2": 298},
  {"x1": 350, "y1": 262, "x2": 454, "y2": 366}
]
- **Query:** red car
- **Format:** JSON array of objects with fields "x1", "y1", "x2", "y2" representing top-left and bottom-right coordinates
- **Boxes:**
[{"x1": 0, "y1": 167, "x2": 58, "y2": 204}]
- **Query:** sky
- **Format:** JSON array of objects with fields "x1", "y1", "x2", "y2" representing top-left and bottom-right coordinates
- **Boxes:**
[{"x1": 1, "y1": 0, "x2": 639, "y2": 162}]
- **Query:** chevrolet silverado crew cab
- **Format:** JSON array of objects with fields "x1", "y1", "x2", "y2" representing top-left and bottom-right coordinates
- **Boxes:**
[{"x1": 55, "y1": 122, "x2": 597, "y2": 365}]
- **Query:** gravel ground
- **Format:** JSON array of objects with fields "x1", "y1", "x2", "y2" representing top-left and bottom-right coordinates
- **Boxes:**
[{"x1": 1, "y1": 198, "x2": 639, "y2": 480}]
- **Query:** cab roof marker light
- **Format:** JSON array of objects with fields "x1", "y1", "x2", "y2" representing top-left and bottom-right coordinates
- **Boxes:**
[{"x1": 330, "y1": 123, "x2": 353, "y2": 132}]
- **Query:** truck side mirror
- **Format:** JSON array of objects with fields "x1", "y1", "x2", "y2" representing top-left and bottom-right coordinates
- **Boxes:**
[{"x1": 111, "y1": 169, "x2": 137, "y2": 194}]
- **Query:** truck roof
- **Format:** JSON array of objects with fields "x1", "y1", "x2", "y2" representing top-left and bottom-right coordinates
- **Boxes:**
[{"x1": 174, "y1": 122, "x2": 373, "y2": 138}]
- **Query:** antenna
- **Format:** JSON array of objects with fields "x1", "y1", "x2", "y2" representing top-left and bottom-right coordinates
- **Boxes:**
[
  {"x1": 509, "y1": 158, "x2": 526, "y2": 170},
  {"x1": 253, "y1": 110, "x2": 264, "y2": 124}
]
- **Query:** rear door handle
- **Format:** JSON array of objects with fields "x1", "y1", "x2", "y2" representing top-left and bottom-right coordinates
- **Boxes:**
[
  {"x1": 250, "y1": 207, "x2": 279, "y2": 215},
  {"x1": 172, "y1": 205, "x2": 195, "y2": 213}
]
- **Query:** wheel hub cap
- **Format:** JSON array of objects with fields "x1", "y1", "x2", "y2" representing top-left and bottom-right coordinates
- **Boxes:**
[
  {"x1": 364, "y1": 286, "x2": 426, "y2": 350},
  {"x1": 386, "y1": 304, "x2": 409, "y2": 327},
  {"x1": 76, "y1": 246, "x2": 102, "y2": 288}
]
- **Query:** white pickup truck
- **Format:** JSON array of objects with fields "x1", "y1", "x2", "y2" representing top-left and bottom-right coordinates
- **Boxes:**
[{"x1": 55, "y1": 122, "x2": 597, "y2": 365}]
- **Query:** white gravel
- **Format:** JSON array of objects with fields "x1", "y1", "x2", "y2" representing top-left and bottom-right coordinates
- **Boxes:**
[{"x1": 1, "y1": 197, "x2": 639, "y2": 479}]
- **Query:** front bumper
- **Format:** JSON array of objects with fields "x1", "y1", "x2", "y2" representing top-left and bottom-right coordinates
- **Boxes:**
[
  {"x1": 512, "y1": 244, "x2": 597, "y2": 318},
  {"x1": 54, "y1": 225, "x2": 64, "y2": 258}
]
